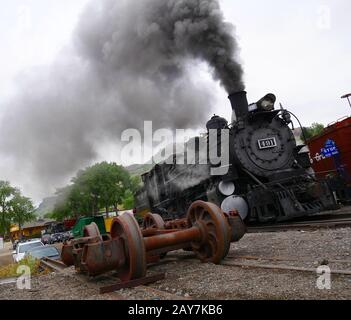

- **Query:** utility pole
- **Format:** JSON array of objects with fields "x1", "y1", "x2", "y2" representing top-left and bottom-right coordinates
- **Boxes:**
[{"x1": 341, "y1": 93, "x2": 351, "y2": 110}]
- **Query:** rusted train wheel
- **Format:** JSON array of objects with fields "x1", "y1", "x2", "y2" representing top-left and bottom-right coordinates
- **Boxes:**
[
  {"x1": 187, "y1": 201, "x2": 231, "y2": 264},
  {"x1": 143, "y1": 213, "x2": 165, "y2": 230},
  {"x1": 143, "y1": 213, "x2": 168, "y2": 260},
  {"x1": 83, "y1": 222, "x2": 101, "y2": 239},
  {"x1": 110, "y1": 214, "x2": 147, "y2": 281}
]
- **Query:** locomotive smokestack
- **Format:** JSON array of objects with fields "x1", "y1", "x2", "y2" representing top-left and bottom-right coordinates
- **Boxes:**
[{"x1": 228, "y1": 91, "x2": 249, "y2": 119}]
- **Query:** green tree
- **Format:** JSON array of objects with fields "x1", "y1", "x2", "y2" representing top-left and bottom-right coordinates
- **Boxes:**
[
  {"x1": 51, "y1": 162, "x2": 136, "y2": 219},
  {"x1": 50, "y1": 186, "x2": 74, "y2": 221},
  {"x1": 122, "y1": 189, "x2": 135, "y2": 210},
  {"x1": 302, "y1": 123, "x2": 325, "y2": 142},
  {"x1": 121, "y1": 175, "x2": 142, "y2": 210},
  {"x1": 0, "y1": 181, "x2": 16, "y2": 237},
  {"x1": 130, "y1": 175, "x2": 142, "y2": 194},
  {"x1": 73, "y1": 162, "x2": 132, "y2": 216},
  {"x1": 9, "y1": 191, "x2": 35, "y2": 240},
  {"x1": 51, "y1": 184, "x2": 89, "y2": 221}
]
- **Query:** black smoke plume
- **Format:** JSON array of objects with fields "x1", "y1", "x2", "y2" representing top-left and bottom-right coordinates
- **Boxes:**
[{"x1": 0, "y1": 0, "x2": 244, "y2": 199}]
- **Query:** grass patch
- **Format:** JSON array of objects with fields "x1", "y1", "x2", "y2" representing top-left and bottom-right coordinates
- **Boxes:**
[{"x1": 0, "y1": 256, "x2": 41, "y2": 279}]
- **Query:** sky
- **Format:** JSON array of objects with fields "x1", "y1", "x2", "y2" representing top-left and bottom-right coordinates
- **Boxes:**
[{"x1": 0, "y1": 0, "x2": 350, "y2": 204}]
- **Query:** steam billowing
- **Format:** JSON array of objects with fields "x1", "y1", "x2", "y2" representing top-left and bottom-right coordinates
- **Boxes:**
[
  {"x1": 0, "y1": 0, "x2": 244, "y2": 200},
  {"x1": 76, "y1": 0, "x2": 244, "y2": 93}
]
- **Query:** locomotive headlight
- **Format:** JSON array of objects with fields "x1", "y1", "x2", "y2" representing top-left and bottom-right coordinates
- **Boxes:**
[
  {"x1": 261, "y1": 99, "x2": 274, "y2": 111},
  {"x1": 257, "y1": 93, "x2": 276, "y2": 111},
  {"x1": 218, "y1": 181, "x2": 235, "y2": 196}
]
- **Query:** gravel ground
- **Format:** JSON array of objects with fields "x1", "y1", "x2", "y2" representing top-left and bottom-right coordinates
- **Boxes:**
[{"x1": 0, "y1": 227, "x2": 350, "y2": 300}]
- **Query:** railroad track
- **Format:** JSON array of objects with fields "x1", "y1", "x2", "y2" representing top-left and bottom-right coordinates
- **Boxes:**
[
  {"x1": 39, "y1": 258, "x2": 68, "y2": 272},
  {"x1": 222, "y1": 254, "x2": 351, "y2": 276},
  {"x1": 226, "y1": 254, "x2": 351, "y2": 265},
  {"x1": 221, "y1": 261, "x2": 351, "y2": 275},
  {"x1": 247, "y1": 214, "x2": 351, "y2": 233},
  {"x1": 98, "y1": 273, "x2": 191, "y2": 300}
]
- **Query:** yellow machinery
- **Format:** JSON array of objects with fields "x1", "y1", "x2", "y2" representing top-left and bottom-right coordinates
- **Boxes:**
[{"x1": 104, "y1": 217, "x2": 115, "y2": 233}]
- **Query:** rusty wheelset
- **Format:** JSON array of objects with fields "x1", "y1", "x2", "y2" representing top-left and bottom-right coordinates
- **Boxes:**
[{"x1": 61, "y1": 201, "x2": 242, "y2": 282}]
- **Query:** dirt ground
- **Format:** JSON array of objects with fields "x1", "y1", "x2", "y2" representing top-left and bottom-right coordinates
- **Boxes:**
[{"x1": 0, "y1": 227, "x2": 350, "y2": 300}]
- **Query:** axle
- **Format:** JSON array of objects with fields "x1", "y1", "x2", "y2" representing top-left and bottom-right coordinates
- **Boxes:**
[
  {"x1": 61, "y1": 201, "x2": 233, "y2": 281},
  {"x1": 143, "y1": 227, "x2": 202, "y2": 254}
]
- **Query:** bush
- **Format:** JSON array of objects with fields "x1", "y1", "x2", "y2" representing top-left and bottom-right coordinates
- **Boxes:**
[{"x1": 0, "y1": 256, "x2": 41, "y2": 279}]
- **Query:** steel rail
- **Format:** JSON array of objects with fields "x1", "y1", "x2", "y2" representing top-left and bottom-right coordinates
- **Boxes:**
[
  {"x1": 40, "y1": 258, "x2": 68, "y2": 272},
  {"x1": 247, "y1": 217, "x2": 351, "y2": 233},
  {"x1": 222, "y1": 261, "x2": 351, "y2": 276}
]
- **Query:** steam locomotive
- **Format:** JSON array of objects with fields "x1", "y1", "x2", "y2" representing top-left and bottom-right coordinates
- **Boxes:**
[{"x1": 135, "y1": 91, "x2": 337, "y2": 224}]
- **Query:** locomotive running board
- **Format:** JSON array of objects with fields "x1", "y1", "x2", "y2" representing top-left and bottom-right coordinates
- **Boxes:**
[{"x1": 100, "y1": 273, "x2": 166, "y2": 294}]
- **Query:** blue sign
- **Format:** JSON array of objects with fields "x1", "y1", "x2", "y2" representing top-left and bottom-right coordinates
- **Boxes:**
[{"x1": 321, "y1": 139, "x2": 340, "y2": 158}]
